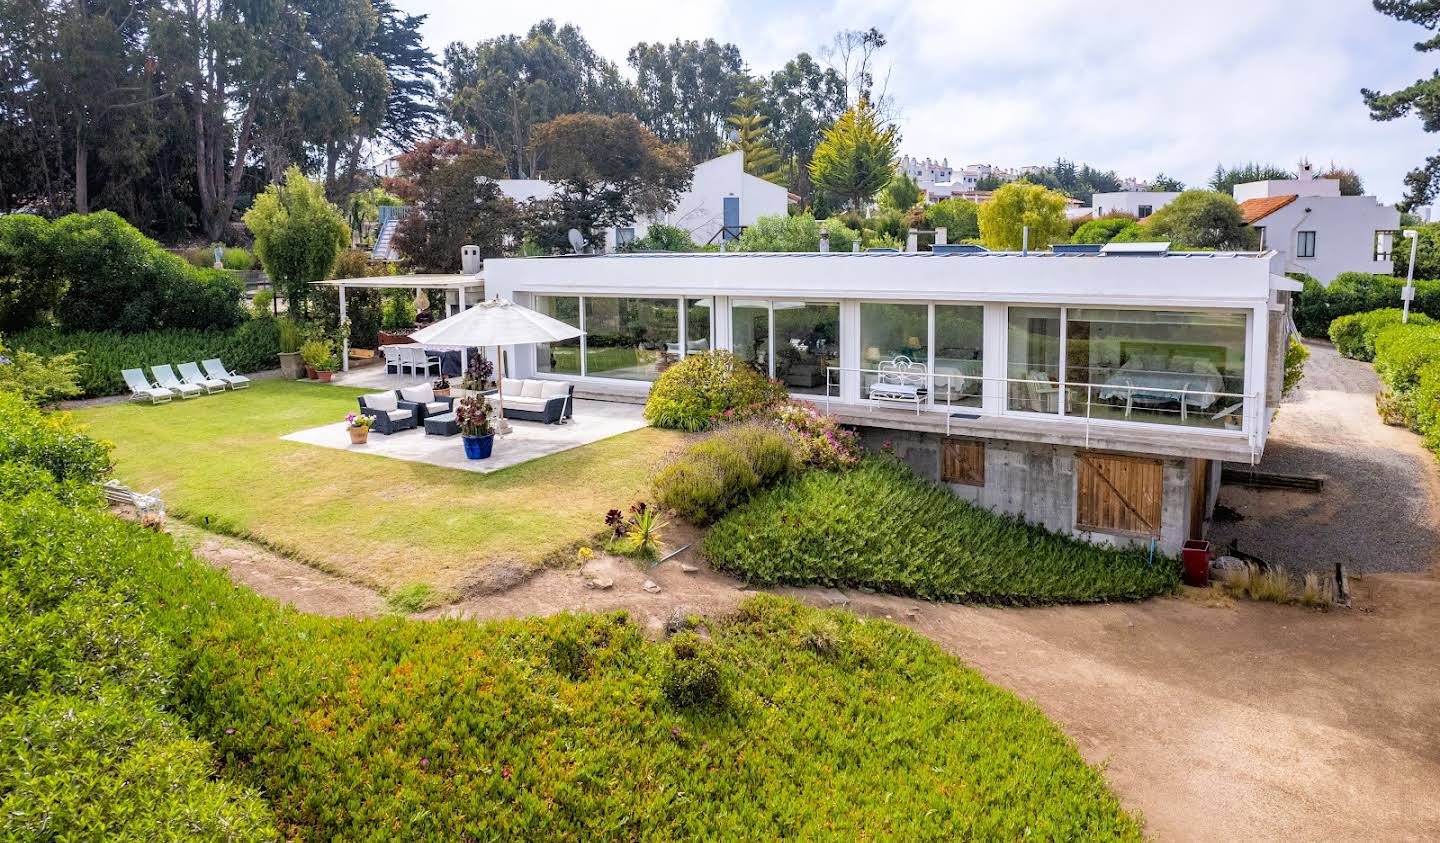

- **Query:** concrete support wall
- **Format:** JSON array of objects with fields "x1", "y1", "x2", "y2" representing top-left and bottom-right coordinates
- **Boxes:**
[{"x1": 861, "y1": 428, "x2": 1196, "y2": 556}]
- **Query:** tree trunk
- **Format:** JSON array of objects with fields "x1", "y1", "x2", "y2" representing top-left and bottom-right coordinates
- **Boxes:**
[{"x1": 74, "y1": 135, "x2": 88, "y2": 213}]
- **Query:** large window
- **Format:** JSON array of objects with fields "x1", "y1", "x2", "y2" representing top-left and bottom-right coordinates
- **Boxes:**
[
  {"x1": 584, "y1": 297, "x2": 680, "y2": 381},
  {"x1": 773, "y1": 302, "x2": 839, "y2": 395},
  {"x1": 533, "y1": 295, "x2": 581, "y2": 374},
  {"x1": 1063, "y1": 308, "x2": 1246, "y2": 428},
  {"x1": 934, "y1": 305, "x2": 984, "y2": 408},
  {"x1": 685, "y1": 298, "x2": 711, "y2": 355},
  {"x1": 1007, "y1": 307, "x2": 1062, "y2": 413},
  {"x1": 860, "y1": 303, "x2": 928, "y2": 397},
  {"x1": 731, "y1": 300, "x2": 770, "y2": 374}
]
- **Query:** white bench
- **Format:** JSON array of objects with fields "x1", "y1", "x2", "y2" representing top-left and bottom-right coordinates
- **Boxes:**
[{"x1": 868, "y1": 356, "x2": 928, "y2": 414}]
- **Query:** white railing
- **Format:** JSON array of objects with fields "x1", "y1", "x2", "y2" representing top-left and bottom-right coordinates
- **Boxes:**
[{"x1": 821, "y1": 365, "x2": 1258, "y2": 451}]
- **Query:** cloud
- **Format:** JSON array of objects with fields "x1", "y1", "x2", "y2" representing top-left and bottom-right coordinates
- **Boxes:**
[{"x1": 406, "y1": 0, "x2": 1440, "y2": 202}]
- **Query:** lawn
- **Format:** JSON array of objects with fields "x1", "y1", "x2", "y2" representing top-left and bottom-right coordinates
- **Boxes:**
[{"x1": 74, "y1": 380, "x2": 686, "y2": 593}]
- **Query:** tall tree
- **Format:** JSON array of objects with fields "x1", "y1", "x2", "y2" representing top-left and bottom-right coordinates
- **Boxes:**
[
  {"x1": 1364, "y1": 1, "x2": 1440, "y2": 209},
  {"x1": 822, "y1": 27, "x2": 891, "y2": 114},
  {"x1": 1320, "y1": 163, "x2": 1365, "y2": 196},
  {"x1": 758, "y1": 52, "x2": 846, "y2": 203},
  {"x1": 443, "y1": 20, "x2": 630, "y2": 178},
  {"x1": 878, "y1": 168, "x2": 922, "y2": 211},
  {"x1": 243, "y1": 165, "x2": 350, "y2": 314},
  {"x1": 385, "y1": 139, "x2": 518, "y2": 272},
  {"x1": 1208, "y1": 162, "x2": 1293, "y2": 196},
  {"x1": 808, "y1": 99, "x2": 899, "y2": 211},
  {"x1": 977, "y1": 183, "x2": 1070, "y2": 250},
  {"x1": 627, "y1": 38, "x2": 746, "y2": 162},
  {"x1": 725, "y1": 94, "x2": 784, "y2": 184},
  {"x1": 1142, "y1": 190, "x2": 1259, "y2": 250},
  {"x1": 526, "y1": 113, "x2": 692, "y2": 251},
  {"x1": 1149, "y1": 173, "x2": 1185, "y2": 192}
]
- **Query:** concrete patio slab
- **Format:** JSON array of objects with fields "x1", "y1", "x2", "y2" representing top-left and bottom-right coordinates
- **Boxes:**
[{"x1": 281, "y1": 399, "x2": 648, "y2": 473}]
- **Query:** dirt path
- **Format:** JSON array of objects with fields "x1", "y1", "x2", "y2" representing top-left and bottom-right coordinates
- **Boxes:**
[
  {"x1": 1210, "y1": 341, "x2": 1440, "y2": 574},
  {"x1": 185, "y1": 526, "x2": 1440, "y2": 842}
]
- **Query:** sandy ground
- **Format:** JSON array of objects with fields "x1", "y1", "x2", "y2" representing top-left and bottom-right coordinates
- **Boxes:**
[{"x1": 169, "y1": 343, "x2": 1440, "y2": 841}]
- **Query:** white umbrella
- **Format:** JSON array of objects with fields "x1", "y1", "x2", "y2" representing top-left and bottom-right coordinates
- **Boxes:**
[{"x1": 410, "y1": 297, "x2": 584, "y2": 430}]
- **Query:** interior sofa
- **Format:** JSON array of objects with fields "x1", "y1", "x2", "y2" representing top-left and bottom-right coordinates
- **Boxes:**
[
  {"x1": 398, "y1": 383, "x2": 454, "y2": 423},
  {"x1": 499, "y1": 379, "x2": 574, "y2": 424},
  {"x1": 357, "y1": 391, "x2": 418, "y2": 434}
]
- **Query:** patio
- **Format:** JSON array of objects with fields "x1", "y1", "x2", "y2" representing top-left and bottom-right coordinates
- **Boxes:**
[{"x1": 281, "y1": 397, "x2": 648, "y2": 473}]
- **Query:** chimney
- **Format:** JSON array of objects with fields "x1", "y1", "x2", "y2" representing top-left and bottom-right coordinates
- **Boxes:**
[
  {"x1": 906, "y1": 228, "x2": 918, "y2": 252},
  {"x1": 935, "y1": 227, "x2": 948, "y2": 246},
  {"x1": 461, "y1": 245, "x2": 480, "y2": 274},
  {"x1": 820, "y1": 229, "x2": 830, "y2": 253},
  {"x1": 1298, "y1": 160, "x2": 1315, "y2": 181}
]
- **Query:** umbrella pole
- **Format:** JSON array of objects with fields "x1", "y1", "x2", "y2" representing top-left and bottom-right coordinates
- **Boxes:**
[{"x1": 494, "y1": 345, "x2": 512, "y2": 435}]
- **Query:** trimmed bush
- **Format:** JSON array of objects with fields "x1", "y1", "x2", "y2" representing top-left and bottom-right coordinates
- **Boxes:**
[
  {"x1": 661, "y1": 631, "x2": 727, "y2": 708},
  {"x1": 1329, "y1": 308, "x2": 1433, "y2": 361},
  {"x1": 1283, "y1": 335, "x2": 1309, "y2": 396},
  {"x1": 652, "y1": 423, "x2": 798, "y2": 524},
  {"x1": 643, "y1": 350, "x2": 787, "y2": 432},
  {"x1": 0, "y1": 390, "x2": 109, "y2": 487},
  {"x1": 1373, "y1": 322, "x2": 1440, "y2": 428},
  {"x1": 1294, "y1": 272, "x2": 1440, "y2": 337},
  {"x1": 12, "y1": 318, "x2": 279, "y2": 398},
  {"x1": 703, "y1": 456, "x2": 1179, "y2": 604}
]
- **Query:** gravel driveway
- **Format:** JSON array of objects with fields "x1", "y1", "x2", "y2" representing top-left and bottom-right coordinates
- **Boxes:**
[{"x1": 1209, "y1": 340, "x2": 1440, "y2": 574}]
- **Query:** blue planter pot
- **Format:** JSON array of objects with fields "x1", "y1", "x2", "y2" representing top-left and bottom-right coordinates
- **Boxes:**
[{"x1": 462, "y1": 434, "x2": 494, "y2": 460}]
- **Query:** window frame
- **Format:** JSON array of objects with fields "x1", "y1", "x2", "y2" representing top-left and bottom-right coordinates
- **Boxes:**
[{"x1": 1296, "y1": 230, "x2": 1316, "y2": 259}]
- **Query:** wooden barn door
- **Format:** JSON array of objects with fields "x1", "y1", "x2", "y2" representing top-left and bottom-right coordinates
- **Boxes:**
[{"x1": 1076, "y1": 452, "x2": 1163, "y2": 537}]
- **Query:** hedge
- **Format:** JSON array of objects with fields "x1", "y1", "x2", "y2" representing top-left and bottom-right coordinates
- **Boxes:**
[
  {"x1": 12, "y1": 318, "x2": 279, "y2": 398},
  {"x1": 1373, "y1": 322, "x2": 1440, "y2": 435},
  {"x1": 1294, "y1": 272, "x2": 1440, "y2": 337},
  {"x1": 0, "y1": 394, "x2": 1140, "y2": 839},
  {"x1": 1328, "y1": 308, "x2": 1435, "y2": 361},
  {"x1": 703, "y1": 455, "x2": 1179, "y2": 604}
]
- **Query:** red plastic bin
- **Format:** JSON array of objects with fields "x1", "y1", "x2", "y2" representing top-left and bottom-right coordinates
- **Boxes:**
[{"x1": 1181, "y1": 539, "x2": 1211, "y2": 587}]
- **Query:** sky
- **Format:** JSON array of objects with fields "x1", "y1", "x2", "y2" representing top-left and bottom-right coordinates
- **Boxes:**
[{"x1": 404, "y1": 0, "x2": 1440, "y2": 204}]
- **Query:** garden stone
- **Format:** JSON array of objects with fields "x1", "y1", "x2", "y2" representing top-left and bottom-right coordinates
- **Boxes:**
[
  {"x1": 664, "y1": 606, "x2": 694, "y2": 636},
  {"x1": 1210, "y1": 555, "x2": 1246, "y2": 580},
  {"x1": 642, "y1": 579, "x2": 661, "y2": 594},
  {"x1": 584, "y1": 577, "x2": 614, "y2": 591},
  {"x1": 819, "y1": 588, "x2": 850, "y2": 607},
  {"x1": 679, "y1": 563, "x2": 699, "y2": 573}
]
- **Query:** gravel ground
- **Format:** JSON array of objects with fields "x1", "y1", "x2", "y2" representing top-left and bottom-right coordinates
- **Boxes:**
[{"x1": 1209, "y1": 340, "x2": 1440, "y2": 574}]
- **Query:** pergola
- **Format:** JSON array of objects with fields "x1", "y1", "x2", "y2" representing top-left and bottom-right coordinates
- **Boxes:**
[{"x1": 312, "y1": 274, "x2": 485, "y2": 371}]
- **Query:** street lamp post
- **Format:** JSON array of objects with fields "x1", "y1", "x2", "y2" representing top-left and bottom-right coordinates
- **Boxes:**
[{"x1": 1403, "y1": 229, "x2": 1419, "y2": 323}]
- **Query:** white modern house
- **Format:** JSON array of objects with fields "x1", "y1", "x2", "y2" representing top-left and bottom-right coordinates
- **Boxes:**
[
  {"x1": 1091, "y1": 191, "x2": 1182, "y2": 219},
  {"x1": 1234, "y1": 167, "x2": 1399, "y2": 284},
  {"x1": 484, "y1": 243, "x2": 1299, "y2": 555},
  {"x1": 491, "y1": 150, "x2": 789, "y2": 252}
]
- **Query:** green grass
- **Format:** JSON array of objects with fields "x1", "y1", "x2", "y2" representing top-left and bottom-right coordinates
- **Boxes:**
[
  {"x1": 73, "y1": 380, "x2": 685, "y2": 592},
  {"x1": 703, "y1": 456, "x2": 1180, "y2": 604}
]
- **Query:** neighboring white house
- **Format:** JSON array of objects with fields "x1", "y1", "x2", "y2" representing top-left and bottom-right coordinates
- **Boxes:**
[
  {"x1": 490, "y1": 150, "x2": 790, "y2": 252},
  {"x1": 1090, "y1": 191, "x2": 1182, "y2": 220},
  {"x1": 1234, "y1": 166, "x2": 1399, "y2": 284},
  {"x1": 485, "y1": 243, "x2": 1298, "y2": 554}
]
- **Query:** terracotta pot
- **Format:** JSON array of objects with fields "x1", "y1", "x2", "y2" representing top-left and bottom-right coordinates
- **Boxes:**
[
  {"x1": 317, "y1": 370, "x2": 333, "y2": 383},
  {"x1": 305, "y1": 365, "x2": 317, "y2": 379},
  {"x1": 434, "y1": 388, "x2": 451, "y2": 397},
  {"x1": 347, "y1": 426, "x2": 369, "y2": 445}
]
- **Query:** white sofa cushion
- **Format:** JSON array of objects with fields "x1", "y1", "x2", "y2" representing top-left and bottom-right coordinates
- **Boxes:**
[
  {"x1": 501, "y1": 380, "x2": 524, "y2": 398},
  {"x1": 384, "y1": 408, "x2": 412, "y2": 421},
  {"x1": 424, "y1": 401, "x2": 449, "y2": 415},
  {"x1": 400, "y1": 384, "x2": 434, "y2": 404},
  {"x1": 521, "y1": 379, "x2": 545, "y2": 398},
  {"x1": 504, "y1": 396, "x2": 548, "y2": 411},
  {"x1": 365, "y1": 392, "x2": 398, "y2": 412},
  {"x1": 540, "y1": 381, "x2": 570, "y2": 398}
]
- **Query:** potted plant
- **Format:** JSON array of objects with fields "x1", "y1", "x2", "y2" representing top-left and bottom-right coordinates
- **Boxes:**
[
  {"x1": 432, "y1": 374, "x2": 451, "y2": 397},
  {"x1": 300, "y1": 338, "x2": 333, "y2": 381},
  {"x1": 455, "y1": 394, "x2": 494, "y2": 460},
  {"x1": 278, "y1": 318, "x2": 304, "y2": 379},
  {"x1": 456, "y1": 354, "x2": 494, "y2": 398},
  {"x1": 316, "y1": 350, "x2": 338, "y2": 383},
  {"x1": 345, "y1": 412, "x2": 372, "y2": 444}
]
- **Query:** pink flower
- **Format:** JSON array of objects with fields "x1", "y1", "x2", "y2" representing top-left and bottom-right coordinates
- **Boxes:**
[
  {"x1": 420, "y1": 758, "x2": 429, "y2": 767},
  {"x1": 501, "y1": 767, "x2": 511, "y2": 779},
  {"x1": 225, "y1": 728, "x2": 235, "y2": 735}
]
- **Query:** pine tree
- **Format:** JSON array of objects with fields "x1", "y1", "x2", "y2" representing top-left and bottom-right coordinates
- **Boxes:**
[
  {"x1": 726, "y1": 95, "x2": 786, "y2": 185},
  {"x1": 807, "y1": 99, "x2": 899, "y2": 212}
]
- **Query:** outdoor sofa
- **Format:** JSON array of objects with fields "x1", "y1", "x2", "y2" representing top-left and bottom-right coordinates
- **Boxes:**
[
  {"x1": 499, "y1": 379, "x2": 574, "y2": 424},
  {"x1": 357, "y1": 391, "x2": 418, "y2": 434},
  {"x1": 398, "y1": 383, "x2": 454, "y2": 423}
]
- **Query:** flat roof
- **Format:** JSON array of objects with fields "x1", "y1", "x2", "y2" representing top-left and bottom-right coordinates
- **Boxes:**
[{"x1": 526, "y1": 249, "x2": 1275, "y2": 261}]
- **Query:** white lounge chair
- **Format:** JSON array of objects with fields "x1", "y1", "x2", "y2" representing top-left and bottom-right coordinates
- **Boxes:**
[
  {"x1": 178, "y1": 361, "x2": 228, "y2": 394},
  {"x1": 151, "y1": 364, "x2": 204, "y2": 398},
  {"x1": 202, "y1": 358, "x2": 251, "y2": 389},
  {"x1": 121, "y1": 368, "x2": 174, "y2": 404}
]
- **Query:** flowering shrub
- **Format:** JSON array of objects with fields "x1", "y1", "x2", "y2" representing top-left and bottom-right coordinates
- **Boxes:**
[
  {"x1": 716, "y1": 399, "x2": 859, "y2": 470},
  {"x1": 643, "y1": 350, "x2": 787, "y2": 432}
]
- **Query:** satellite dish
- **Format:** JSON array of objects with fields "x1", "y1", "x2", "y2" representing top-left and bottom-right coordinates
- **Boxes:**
[{"x1": 567, "y1": 228, "x2": 585, "y2": 254}]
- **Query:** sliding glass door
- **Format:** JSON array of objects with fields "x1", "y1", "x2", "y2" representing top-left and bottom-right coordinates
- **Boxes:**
[{"x1": 731, "y1": 299, "x2": 840, "y2": 394}]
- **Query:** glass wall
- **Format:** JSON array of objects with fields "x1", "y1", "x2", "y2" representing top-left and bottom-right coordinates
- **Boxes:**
[
  {"x1": 934, "y1": 304, "x2": 984, "y2": 408},
  {"x1": 533, "y1": 295, "x2": 581, "y2": 374},
  {"x1": 583, "y1": 297, "x2": 680, "y2": 381},
  {"x1": 1007, "y1": 307, "x2": 1062, "y2": 413},
  {"x1": 685, "y1": 298, "x2": 711, "y2": 355},
  {"x1": 773, "y1": 301, "x2": 840, "y2": 395},
  {"x1": 860, "y1": 303, "x2": 929, "y2": 397},
  {"x1": 1063, "y1": 308, "x2": 1246, "y2": 427},
  {"x1": 731, "y1": 300, "x2": 770, "y2": 374}
]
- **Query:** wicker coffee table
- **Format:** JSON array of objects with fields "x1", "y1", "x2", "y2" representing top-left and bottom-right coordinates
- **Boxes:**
[{"x1": 423, "y1": 411, "x2": 459, "y2": 437}]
